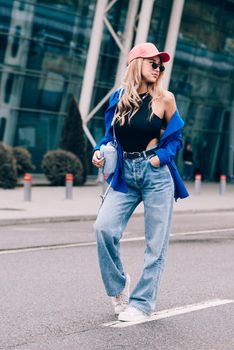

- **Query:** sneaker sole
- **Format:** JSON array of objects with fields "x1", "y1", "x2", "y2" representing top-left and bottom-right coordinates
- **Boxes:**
[{"x1": 118, "y1": 313, "x2": 150, "y2": 322}]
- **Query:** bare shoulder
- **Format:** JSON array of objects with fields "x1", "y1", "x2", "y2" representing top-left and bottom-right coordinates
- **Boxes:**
[
  {"x1": 163, "y1": 90, "x2": 176, "y2": 104},
  {"x1": 163, "y1": 90, "x2": 177, "y2": 122}
]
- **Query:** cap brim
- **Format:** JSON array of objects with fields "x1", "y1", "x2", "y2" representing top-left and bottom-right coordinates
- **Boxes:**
[
  {"x1": 158, "y1": 52, "x2": 170, "y2": 63},
  {"x1": 148, "y1": 52, "x2": 170, "y2": 63},
  {"x1": 128, "y1": 50, "x2": 170, "y2": 64}
]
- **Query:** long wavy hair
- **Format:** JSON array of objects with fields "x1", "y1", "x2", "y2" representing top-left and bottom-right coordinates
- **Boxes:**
[{"x1": 113, "y1": 58, "x2": 166, "y2": 126}]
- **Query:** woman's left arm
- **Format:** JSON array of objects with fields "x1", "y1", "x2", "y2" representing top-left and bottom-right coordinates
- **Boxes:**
[
  {"x1": 154, "y1": 132, "x2": 183, "y2": 165},
  {"x1": 164, "y1": 91, "x2": 177, "y2": 124},
  {"x1": 150, "y1": 92, "x2": 183, "y2": 167}
]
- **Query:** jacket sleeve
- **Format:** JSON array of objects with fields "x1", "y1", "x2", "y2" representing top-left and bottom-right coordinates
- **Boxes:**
[
  {"x1": 93, "y1": 98, "x2": 115, "y2": 153},
  {"x1": 93, "y1": 106, "x2": 114, "y2": 152},
  {"x1": 155, "y1": 131, "x2": 183, "y2": 166},
  {"x1": 93, "y1": 87, "x2": 123, "y2": 153},
  {"x1": 93, "y1": 133, "x2": 112, "y2": 152}
]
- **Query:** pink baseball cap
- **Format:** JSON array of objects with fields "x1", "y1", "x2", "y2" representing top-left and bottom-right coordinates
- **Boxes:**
[{"x1": 128, "y1": 42, "x2": 170, "y2": 64}]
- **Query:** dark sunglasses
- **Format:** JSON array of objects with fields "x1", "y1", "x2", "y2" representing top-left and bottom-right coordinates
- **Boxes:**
[{"x1": 151, "y1": 61, "x2": 165, "y2": 72}]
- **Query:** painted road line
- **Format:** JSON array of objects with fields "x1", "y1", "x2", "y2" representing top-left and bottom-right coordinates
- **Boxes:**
[
  {"x1": 102, "y1": 298, "x2": 234, "y2": 328},
  {"x1": 0, "y1": 241, "x2": 97, "y2": 255},
  {"x1": 0, "y1": 227, "x2": 233, "y2": 255},
  {"x1": 0, "y1": 237, "x2": 146, "y2": 255},
  {"x1": 170, "y1": 227, "x2": 234, "y2": 236},
  {"x1": 121, "y1": 227, "x2": 234, "y2": 241}
]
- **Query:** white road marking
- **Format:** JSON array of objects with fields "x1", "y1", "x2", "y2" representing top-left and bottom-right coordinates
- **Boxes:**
[
  {"x1": 170, "y1": 227, "x2": 234, "y2": 236},
  {"x1": 0, "y1": 241, "x2": 97, "y2": 255},
  {"x1": 0, "y1": 227, "x2": 233, "y2": 255},
  {"x1": 102, "y1": 299, "x2": 234, "y2": 328}
]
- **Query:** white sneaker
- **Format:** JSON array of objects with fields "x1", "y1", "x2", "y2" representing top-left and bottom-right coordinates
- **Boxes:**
[
  {"x1": 118, "y1": 306, "x2": 150, "y2": 322},
  {"x1": 111, "y1": 274, "x2": 130, "y2": 315}
]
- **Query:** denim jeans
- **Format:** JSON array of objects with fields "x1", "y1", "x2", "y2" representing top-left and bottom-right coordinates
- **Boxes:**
[{"x1": 94, "y1": 156, "x2": 174, "y2": 314}]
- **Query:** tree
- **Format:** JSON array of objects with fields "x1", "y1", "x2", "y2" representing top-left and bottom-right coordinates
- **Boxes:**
[{"x1": 60, "y1": 95, "x2": 87, "y2": 184}]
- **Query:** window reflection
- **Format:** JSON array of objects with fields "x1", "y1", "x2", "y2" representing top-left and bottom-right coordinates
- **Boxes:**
[
  {"x1": 171, "y1": 0, "x2": 233, "y2": 180},
  {"x1": 0, "y1": 117, "x2": 6, "y2": 140},
  {"x1": 0, "y1": 0, "x2": 233, "y2": 179},
  {"x1": 4, "y1": 73, "x2": 14, "y2": 103},
  {"x1": 11, "y1": 25, "x2": 21, "y2": 57}
]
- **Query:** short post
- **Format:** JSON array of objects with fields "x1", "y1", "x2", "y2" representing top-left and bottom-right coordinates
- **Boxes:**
[
  {"x1": 219, "y1": 174, "x2": 226, "y2": 195},
  {"x1": 24, "y1": 173, "x2": 32, "y2": 201},
  {"x1": 65, "y1": 173, "x2": 73, "y2": 200},
  {"x1": 194, "y1": 174, "x2": 202, "y2": 195}
]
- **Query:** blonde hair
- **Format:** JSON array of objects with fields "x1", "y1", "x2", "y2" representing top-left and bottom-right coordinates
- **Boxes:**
[{"x1": 114, "y1": 58, "x2": 166, "y2": 125}]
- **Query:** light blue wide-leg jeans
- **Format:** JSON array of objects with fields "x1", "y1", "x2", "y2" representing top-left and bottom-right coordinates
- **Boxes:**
[{"x1": 94, "y1": 157, "x2": 174, "y2": 314}]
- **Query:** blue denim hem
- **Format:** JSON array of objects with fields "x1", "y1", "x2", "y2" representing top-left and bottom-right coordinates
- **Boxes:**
[{"x1": 106, "y1": 280, "x2": 126, "y2": 297}]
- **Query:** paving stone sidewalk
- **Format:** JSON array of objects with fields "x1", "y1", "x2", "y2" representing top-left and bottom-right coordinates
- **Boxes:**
[{"x1": 1, "y1": 181, "x2": 234, "y2": 226}]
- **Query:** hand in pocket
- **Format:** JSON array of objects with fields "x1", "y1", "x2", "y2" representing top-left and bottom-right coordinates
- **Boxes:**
[{"x1": 149, "y1": 155, "x2": 160, "y2": 168}]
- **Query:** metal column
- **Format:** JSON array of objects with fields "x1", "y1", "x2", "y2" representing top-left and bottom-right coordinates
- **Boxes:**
[
  {"x1": 163, "y1": 0, "x2": 185, "y2": 90},
  {"x1": 80, "y1": 0, "x2": 140, "y2": 147},
  {"x1": 79, "y1": 0, "x2": 108, "y2": 146},
  {"x1": 115, "y1": 0, "x2": 140, "y2": 86},
  {"x1": 134, "y1": 0, "x2": 155, "y2": 45}
]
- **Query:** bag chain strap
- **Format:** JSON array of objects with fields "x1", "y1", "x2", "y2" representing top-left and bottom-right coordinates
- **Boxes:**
[{"x1": 112, "y1": 87, "x2": 124, "y2": 148}]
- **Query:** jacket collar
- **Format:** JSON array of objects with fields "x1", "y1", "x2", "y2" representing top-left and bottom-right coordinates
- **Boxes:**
[{"x1": 106, "y1": 88, "x2": 124, "y2": 112}]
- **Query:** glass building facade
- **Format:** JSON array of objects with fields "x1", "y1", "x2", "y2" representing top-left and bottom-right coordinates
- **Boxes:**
[{"x1": 0, "y1": 0, "x2": 233, "y2": 180}]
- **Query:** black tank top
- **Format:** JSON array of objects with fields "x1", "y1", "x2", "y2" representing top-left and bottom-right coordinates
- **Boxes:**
[{"x1": 114, "y1": 93, "x2": 163, "y2": 152}]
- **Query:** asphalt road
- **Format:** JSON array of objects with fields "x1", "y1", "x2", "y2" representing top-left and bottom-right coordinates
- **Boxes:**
[{"x1": 0, "y1": 212, "x2": 234, "y2": 350}]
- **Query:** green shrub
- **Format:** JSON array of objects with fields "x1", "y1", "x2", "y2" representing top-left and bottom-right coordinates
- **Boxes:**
[
  {"x1": 41, "y1": 149, "x2": 84, "y2": 186},
  {"x1": 0, "y1": 143, "x2": 17, "y2": 188},
  {"x1": 12, "y1": 146, "x2": 35, "y2": 176}
]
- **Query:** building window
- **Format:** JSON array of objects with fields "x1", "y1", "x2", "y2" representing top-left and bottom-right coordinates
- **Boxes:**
[
  {"x1": 11, "y1": 25, "x2": 21, "y2": 58},
  {"x1": 18, "y1": 126, "x2": 36, "y2": 147},
  {"x1": 4, "y1": 73, "x2": 14, "y2": 103},
  {"x1": 0, "y1": 117, "x2": 6, "y2": 140},
  {"x1": 171, "y1": 0, "x2": 234, "y2": 180},
  {"x1": 18, "y1": 2, "x2": 25, "y2": 11}
]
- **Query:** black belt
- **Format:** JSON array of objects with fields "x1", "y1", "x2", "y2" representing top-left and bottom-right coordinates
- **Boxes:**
[{"x1": 123, "y1": 148, "x2": 157, "y2": 160}]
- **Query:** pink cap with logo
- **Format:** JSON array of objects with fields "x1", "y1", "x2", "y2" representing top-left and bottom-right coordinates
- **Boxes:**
[{"x1": 128, "y1": 42, "x2": 170, "y2": 64}]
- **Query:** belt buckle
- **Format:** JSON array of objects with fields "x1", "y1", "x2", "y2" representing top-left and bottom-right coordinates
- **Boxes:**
[
  {"x1": 135, "y1": 152, "x2": 141, "y2": 158},
  {"x1": 123, "y1": 151, "x2": 142, "y2": 159},
  {"x1": 131, "y1": 152, "x2": 141, "y2": 159}
]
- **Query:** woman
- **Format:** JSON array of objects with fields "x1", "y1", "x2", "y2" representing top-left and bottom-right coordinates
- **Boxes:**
[{"x1": 92, "y1": 42, "x2": 189, "y2": 322}]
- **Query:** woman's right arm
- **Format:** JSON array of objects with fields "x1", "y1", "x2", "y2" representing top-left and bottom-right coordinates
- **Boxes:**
[
  {"x1": 92, "y1": 88, "x2": 121, "y2": 169},
  {"x1": 92, "y1": 131, "x2": 112, "y2": 169},
  {"x1": 92, "y1": 150, "x2": 104, "y2": 168}
]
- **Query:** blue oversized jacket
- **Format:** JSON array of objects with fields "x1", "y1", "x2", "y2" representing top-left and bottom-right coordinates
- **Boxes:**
[{"x1": 93, "y1": 88, "x2": 189, "y2": 200}]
